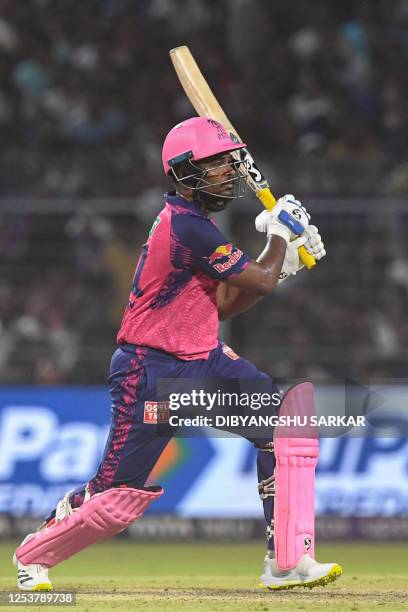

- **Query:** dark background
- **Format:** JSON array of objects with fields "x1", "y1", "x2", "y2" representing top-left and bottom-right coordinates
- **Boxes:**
[{"x1": 1, "y1": 0, "x2": 408, "y2": 384}]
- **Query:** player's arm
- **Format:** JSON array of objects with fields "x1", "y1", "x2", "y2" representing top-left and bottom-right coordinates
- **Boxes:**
[
  {"x1": 217, "y1": 195, "x2": 314, "y2": 319},
  {"x1": 217, "y1": 235, "x2": 286, "y2": 320},
  {"x1": 217, "y1": 225, "x2": 326, "y2": 319}
]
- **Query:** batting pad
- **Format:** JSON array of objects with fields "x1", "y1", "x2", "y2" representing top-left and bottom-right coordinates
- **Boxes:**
[
  {"x1": 274, "y1": 382, "x2": 319, "y2": 570},
  {"x1": 15, "y1": 487, "x2": 163, "y2": 567}
]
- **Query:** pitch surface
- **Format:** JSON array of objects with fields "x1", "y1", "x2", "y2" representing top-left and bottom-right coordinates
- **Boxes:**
[{"x1": 1, "y1": 541, "x2": 407, "y2": 611}]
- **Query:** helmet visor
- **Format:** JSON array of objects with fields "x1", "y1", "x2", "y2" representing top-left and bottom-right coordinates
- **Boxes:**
[{"x1": 171, "y1": 151, "x2": 249, "y2": 199}]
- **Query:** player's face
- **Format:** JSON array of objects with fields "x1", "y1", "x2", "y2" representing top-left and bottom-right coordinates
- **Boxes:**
[{"x1": 195, "y1": 153, "x2": 237, "y2": 196}]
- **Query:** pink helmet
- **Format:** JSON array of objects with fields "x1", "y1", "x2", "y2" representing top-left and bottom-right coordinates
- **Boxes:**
[{"x1": 162, "y1": 117, "x2": 246, "y2": 175}]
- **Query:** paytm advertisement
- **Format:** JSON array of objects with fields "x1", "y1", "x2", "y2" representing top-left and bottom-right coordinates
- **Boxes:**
[{"x1": 0, "y1": 387, "x2": 407, "y2": 518}]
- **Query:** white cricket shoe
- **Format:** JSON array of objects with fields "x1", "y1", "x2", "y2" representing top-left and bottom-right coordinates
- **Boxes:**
[
  {"x1": 13, "y1": 534, "x2": 53, "y2": 591},
  {"x1": 11, "y1": 488, "x2": 82, "y2": 592},
  {"x1": 260, "y1": 553, "x2": 342, "y2": 590}
]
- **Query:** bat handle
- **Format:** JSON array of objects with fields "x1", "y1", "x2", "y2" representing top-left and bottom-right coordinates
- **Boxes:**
[
  {"x1": 297, "y1": 245, "x2": 317, "y2": 270},
  {"x1": 256, "y1": 188, "x2": 316, "y2": 269},
  {"x1": 256, "y1": 188, "x2": 277, "y2": 210}
]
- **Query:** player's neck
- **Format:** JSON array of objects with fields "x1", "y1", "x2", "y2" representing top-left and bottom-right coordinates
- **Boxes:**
[
  {"x1": 176, "y1": 190, "x2": 211, "y2": 217},
  {"x1": 176, "y1": 189, "x2": 193, "y2": 202}
]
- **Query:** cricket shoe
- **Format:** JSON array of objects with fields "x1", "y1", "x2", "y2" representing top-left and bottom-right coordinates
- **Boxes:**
[
  {"x1": 13, "y1": 534, "x2": 53, "y2": 591},
  {"x1": 12, "y1": 487, "x2": 91, "y2": 592},
  {"x1": 260, "y1": 553, "x2": 342, "y2": 591}
]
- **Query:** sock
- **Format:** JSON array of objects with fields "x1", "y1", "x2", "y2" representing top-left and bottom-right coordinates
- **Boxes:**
[{"x1": 256, "y1": 442, "x2": 276, "y2": 553}]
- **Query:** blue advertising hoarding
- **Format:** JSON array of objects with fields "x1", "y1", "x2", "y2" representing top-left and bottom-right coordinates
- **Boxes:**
[{"x1": 0, "y1": 387, "x2": 407, "y2": 518}]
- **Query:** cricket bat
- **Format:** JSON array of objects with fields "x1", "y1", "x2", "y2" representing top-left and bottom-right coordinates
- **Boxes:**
[{"x1": 169, "y1": 45, "x2": 316, "y2": 269}]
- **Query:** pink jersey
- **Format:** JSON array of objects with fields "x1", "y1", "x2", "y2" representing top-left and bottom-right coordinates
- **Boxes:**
[{"x1": 117, "y1": 194, "x2": 250, "y2": 359}]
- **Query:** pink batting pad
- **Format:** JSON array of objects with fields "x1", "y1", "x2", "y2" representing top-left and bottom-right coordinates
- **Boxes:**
[
  {"x1": 16, "y1": 487, "x2": 163, "y2": 568},
  {"x1": 274, "y1": 383, "x2": 319, "y2": 570},
  {"x1": 275, "y1": 382, "x2": 318, "y2": 439}
]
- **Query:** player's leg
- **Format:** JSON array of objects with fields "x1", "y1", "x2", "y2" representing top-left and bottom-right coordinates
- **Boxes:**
[
  {"x1": 260, "y1": 383, "x2": 342, "y2": 590},
  {"x1": 256, "y1": 441, "x2": 276, "y2": 553},
  {"x1": 204, "y1": 342, "x2": 278, "y2": 555},
  {"x1": 14, "y1": 345, "x2": 172, "y2": 590},
  {"x1": 208, "y1": 342, "x2": 342, "y2": 589}
]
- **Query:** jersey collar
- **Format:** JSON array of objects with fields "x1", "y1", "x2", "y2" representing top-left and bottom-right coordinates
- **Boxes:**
[{"x1": 165, "y1": 192, "x2": 207, "y2": 217}]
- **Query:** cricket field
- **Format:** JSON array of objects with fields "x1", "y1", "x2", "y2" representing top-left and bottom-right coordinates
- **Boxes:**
[{"x1": 0, "y1": 541, "x2": 407, "y2": 611}]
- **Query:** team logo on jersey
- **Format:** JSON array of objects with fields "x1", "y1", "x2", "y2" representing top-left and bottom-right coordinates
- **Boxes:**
[
  {"x1": 209, "y1": 244, "x2": 243, "y2": 273},
  {"x1": 209, "y1": 243, "x2": 233, "y2": 264},
  {"x1": 304, "y1": 537, "x2": 312, "y2": 550},
  {"x1": 222, "y1": 344, "x2": 240, "y2": 360},
  {"x1": 143, "y1": 401, "x2": 170, "y2": 424}
]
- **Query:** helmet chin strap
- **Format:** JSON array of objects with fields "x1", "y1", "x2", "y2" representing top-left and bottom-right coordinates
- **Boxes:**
[{"x1": 193, "y1": 190, "x2": 230, "y2": 212}]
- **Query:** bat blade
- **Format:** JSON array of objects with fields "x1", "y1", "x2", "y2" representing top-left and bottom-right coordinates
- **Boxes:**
[{"x1": 170, "y1": 46, "x2": 236, "y2": 137}]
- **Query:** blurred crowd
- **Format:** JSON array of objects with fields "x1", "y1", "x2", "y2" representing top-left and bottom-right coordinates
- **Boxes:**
[
  {"x1": 1, "y1": 204, "x2": 408, "y2": 384},
  {"x1": 1, "y1": 0, "x2": 408, "y2": 383},
  {"x1": 0, "y1": 210, "x2": 145, "y2": 383},
  {"x1": 232, "y1": 208, "x2": 408, "y2": 381},
  {"x1": 1, "y1": 0, "x2": 408, "y2": 196}
]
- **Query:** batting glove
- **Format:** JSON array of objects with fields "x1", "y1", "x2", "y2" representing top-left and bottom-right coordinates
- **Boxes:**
[
  {"x1": 304, "y1": 225, "x2": 326, "y2": 261},
  {"x1": 279, "y1": 225, "x2": 326, "y2": 283},
  {"x1": 255, "y1": 194, "x2": 311, "y2": 244}
]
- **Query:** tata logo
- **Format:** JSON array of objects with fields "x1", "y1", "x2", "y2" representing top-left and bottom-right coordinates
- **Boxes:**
[{"x1": 143, "y1": 401, "x2": 170, "y2": 424}]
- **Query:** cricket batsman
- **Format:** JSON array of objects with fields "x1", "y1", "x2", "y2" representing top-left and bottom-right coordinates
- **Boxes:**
[{"x1": 13, "y1": 117, "x2": 342, "y2": 591}]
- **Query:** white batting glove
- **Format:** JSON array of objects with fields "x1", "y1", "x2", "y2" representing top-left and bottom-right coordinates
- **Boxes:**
[
  {"x1": 279, "y1": 225, "x2": 326, "y2": 283},
  {"x1": 255, "y1": 194, "x2": 310, "y2": 244},
  {"x1": 304, "y1": 225, "x2": 326, "y2": 261}
]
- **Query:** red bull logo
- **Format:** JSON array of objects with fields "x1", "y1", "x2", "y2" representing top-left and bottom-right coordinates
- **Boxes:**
[
  {"x1": 209, "y1": 243, "x2": 233, "y2": 264},
  {"x1": 212, "y1": 249, "x2": 243, "y2": 273}
]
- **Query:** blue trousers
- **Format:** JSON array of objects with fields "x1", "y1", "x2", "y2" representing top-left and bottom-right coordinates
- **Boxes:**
[{"x1": 61, "y1": 342, "x2": 277, "y2": 550}]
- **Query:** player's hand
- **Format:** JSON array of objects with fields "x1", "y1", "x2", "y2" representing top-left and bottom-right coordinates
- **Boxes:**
[
  {"x1": 279, "y1": 225, "x2": 326, "y2": 283},
  {"x1": 278, "y1": 235, "x2": 307, "y2": 282},
  {"x1": 304, "y1": 225, "x2": 325, "y2": 262},
  {"x1": 255, "y1": 194, "x2": 310, "y2": 243}
]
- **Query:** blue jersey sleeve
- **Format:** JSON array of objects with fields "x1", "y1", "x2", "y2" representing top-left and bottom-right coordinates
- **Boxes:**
[{"x1": 170, "y1": 211, "x2": 251, "y2": 280}]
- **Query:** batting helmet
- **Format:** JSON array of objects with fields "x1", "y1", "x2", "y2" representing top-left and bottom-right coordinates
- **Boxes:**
[{"x1": 162, "y1": 117, "x2": 246, "y2": 175}]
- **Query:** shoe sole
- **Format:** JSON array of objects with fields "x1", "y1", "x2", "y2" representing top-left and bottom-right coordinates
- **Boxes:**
[
  {"x1": 17, "y1": 583, "x2": 53, "y2": 592},
  {"x1": 260, "y1": 563, "x2": 343, "y2": 591},
  {"x1": 33, "y1": 583, "x2": 53, "y2": 591}
]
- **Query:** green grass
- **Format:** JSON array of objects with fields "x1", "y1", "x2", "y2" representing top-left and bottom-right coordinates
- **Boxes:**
[{"x1": 1, "y1": 541, "x2": 407, "y2": 611}]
